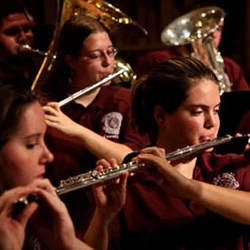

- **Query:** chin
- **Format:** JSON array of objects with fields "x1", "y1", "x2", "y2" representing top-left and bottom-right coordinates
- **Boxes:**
[
  {"x1": 103, "y1": 81, "x2": 111, "y2": 87},
  {"x1": 205, "y1": 147, "x2": 214, "y2": 152}
]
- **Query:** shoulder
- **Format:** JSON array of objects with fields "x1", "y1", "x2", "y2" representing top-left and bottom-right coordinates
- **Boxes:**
[
  {"x1": 201, "y1": 152, "x2": 247, "y2": 168},
  {"x1": 135, "y1": 49, "x2": 174, "y2": 76},
  {"x1": 137, "y1": 49, "x2": 173, "y2": 66},
  {"x1": 200, "y1": 152, "x2": 250, "y2": 190},
  {"x1": 223, "y1": 56, "x2": 244, "y2": 73},
  {"x1": 200, "y1": 152, "x2": 250, "y2": 179},
  {"x1": 141, "y1": 49, "x2": 173, "y2": 59},
  {"x1": 223, "y1": 56, "x2": 241, "y2": 67},
  {"x1": 101, "y1": 85, "x2": 131, "y2": 102},
  {"x1": 223, "y1": 56, "x2": 249, "y2": 90}
]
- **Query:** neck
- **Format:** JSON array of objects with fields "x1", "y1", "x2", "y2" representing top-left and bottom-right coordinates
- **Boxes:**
[
  {"x1": 172, "y1": 158, "x2": 197, "y2": 179},
  {"x1": 74, "y1": 87, "x2": 101, "y2": 107},
  {"x1": 157, "y1": 138, "x2": 198, "y2": 179},
  {"x1": 69, "y1": 77, "x2": 89, "y2": 94}
]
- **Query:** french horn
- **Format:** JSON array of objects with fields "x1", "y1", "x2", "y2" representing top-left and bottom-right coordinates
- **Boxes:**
[
  {"x1": 161, "y1": 6, "x2": 231, "y2": 94},
  {"x1": 21, "y1": 0, "x2": 146, "y2": 91}
]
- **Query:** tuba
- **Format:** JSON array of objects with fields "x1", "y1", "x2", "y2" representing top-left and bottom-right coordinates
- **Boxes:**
[
  {"x1": 22, "y1": 0, "x2": 146, "y2": 91},
  {"x1": 161, "y1": 6, "x2": 231, "y2": 94},
  {"x1": 113, "y1": 57, "x2": 137, "y2": 87}
]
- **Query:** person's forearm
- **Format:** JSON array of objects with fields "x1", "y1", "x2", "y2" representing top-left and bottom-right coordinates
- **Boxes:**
[
  {"x1": 70, "y1": 238, "x2": 94, "y2": 250},
  {"x1": 72, "y1": 123, "x2": 132, "y2": 164},
  {"x1": 84, "y1": 209, "x2": 110, "y2": 250},
  {"x1": 186, "y1": 179, "x2": 250, "y2": 225},
  {"x1": 150, "y1": 155, "x2": 250, "y2": 225}
]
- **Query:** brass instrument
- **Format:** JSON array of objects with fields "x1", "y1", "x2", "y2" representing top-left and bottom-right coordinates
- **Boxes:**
[
  {"x1": 61, "y1": 0, "x2": 148, "y2": 35},
  {"x1": 161, "y1": 6, "x2": 231, "y2": 94},
  {"x1": 19, "y1": 44, "x2": 50, "y2": 57},
  {"x1": 22, "y1": 0, "x2": 146, "y2": 91},
  {"x1": 113, "y1": 57, "x2": 137, "y2": 86}
]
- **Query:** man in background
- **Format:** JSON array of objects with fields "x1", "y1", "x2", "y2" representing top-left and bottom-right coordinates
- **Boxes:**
[{"x1": 0, "y1": 0, "x2": 38, "y2": 84}]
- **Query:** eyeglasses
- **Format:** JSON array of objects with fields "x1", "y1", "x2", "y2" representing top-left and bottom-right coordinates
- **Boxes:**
[{"x1": 80, "y1": 46, "x2": 118, "y2": 62}]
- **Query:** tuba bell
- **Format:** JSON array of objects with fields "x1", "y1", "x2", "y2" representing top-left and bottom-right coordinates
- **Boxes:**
[
  {"x1": 112, "y1": 57, "x2": 137, "y2": 87},
  {"x1": 161, "y1": 6, "x2": 231, "y2": 94},
  {"x1": 23, "y1": 0, "x2": 146, "y2": 91}
]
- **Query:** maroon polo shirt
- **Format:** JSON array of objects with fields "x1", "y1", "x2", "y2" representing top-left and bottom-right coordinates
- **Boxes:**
[
  {"x1": 109, "y1": 152, "x2": 250, "y2": 250},
  {"x1": 223, "y1": 56, "x2": 250, "y2": 91},
  {"x1": 44, "y1": 85, "x2": 149, "y2": 236},
  {"x1": 45, "y1": 85, "x2": 149, "y2": 183}
]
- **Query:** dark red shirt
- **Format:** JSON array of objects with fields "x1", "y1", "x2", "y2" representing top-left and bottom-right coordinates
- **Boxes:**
[
  {"x1": 224, "y1": 56, "x2": 250, "y2": 91},
  {"x1": 109, "y1": 152, "x2": 250, "y2": 250},
  {"x1": 45, "y1": 85, "x2": 149, "y2": 235},
  {"x1": 46, "y1": 85, "x2": 149, "y2": 182}
]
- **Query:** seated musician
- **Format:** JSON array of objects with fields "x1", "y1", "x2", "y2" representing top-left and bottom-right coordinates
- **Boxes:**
[{"x1": 98, "y1": 57, "x2": 250, "y2": 250}]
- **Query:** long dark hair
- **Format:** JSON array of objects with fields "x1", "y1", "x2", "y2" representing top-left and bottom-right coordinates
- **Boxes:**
[{"x1": 0, "y1": 76, "x2": 37, "y2": 148}]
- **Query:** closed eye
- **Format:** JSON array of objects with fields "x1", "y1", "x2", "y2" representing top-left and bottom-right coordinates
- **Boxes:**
[
  {"x1": 191, "y1": 110, "x2": 203, "y2": 116},
  {"x1": 26, "y1": 142, "x2": 38, "y2": 149}
]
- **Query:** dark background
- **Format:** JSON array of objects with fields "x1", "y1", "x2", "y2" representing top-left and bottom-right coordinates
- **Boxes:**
[{"x1": 23, "y1": 0, "x2": 250, "y2": 82}]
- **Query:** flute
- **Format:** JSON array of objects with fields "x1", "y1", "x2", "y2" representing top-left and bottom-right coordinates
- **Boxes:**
[
  {"x1": 58, "y1": 68, "x2": 125, "y2": 107},
  {"x1": 57, "y1": 134, "x2": 246, "y2": 195},
  {"x1": 16, "y1": 134, "x2": 249, "y2": 207}
]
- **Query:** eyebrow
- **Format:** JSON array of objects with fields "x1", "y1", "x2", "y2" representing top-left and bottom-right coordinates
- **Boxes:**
[
  {"x1": 84, "y1": 45, "x2": 114, "y2": 53},
  {"x1": 187, "y1": 102, "x2": 221, "y2": 109},
  {"x1": 24, "y1": 134, "x2": 41, "y2": 140}
]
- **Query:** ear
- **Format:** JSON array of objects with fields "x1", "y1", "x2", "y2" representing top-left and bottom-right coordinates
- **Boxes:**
[
  {"x1": 64, "y1": 54, "x2": 75, "y2": 70},
  {"x1": 154, "y1": 106, "x2": 167, "y2": 126}
]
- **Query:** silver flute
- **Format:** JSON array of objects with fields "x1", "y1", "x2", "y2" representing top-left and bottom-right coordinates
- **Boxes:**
[
  {"x1": 58, "y1": 68, "x2": 125, "y2": 107},
  {"x1": 16, "y1": 134, "x2": 248, "y2": 207},
  {"x1": 56, "y1": 134, "x2": 240, "y2": 195}
]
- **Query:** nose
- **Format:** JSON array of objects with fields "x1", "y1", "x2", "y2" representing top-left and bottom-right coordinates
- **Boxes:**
[
  {"x1": 101, "y1": 53, "x2": 114, "y2": 67},
  {"x1": 204, "y1": 111, "x2": 218, "y2": 129},
  {"x1": 40, "y1": 143, "x2": 54, "y2": 165},
  {"x1": 16, "y1": 29, "x2": 33, "y2": 45}
]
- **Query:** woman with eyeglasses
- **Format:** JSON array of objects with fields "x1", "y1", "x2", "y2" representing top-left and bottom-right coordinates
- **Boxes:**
[{"x1": 37, "y1": 14, "x2": 148, "y2": 238}]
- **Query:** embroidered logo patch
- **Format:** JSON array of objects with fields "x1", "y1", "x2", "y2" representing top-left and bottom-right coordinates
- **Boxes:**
[
  {"x1": 102, "y1": 112, "x2": 123, "y2": 138},
  {"x1": 212, "y1": 172, "x2": 240, "y2": 189}
]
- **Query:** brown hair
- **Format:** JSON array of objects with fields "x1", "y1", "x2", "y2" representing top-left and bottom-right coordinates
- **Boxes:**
[
  {"x1": 0, "y1": 76, "x2": 37, "y2": 148},
  {"x1": 131, "y1": 56, "x2": 219, "y2": 143},
  {"x1": 41, "y1": 15, "x2": 110, "y2": 101}
]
